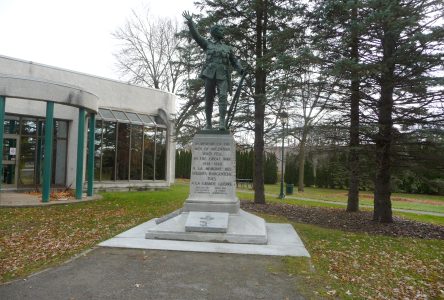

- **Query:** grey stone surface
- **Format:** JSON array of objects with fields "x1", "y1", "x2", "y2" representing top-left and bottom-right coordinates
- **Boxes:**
[
  {"x1": 145, "y1": 132, "x2": 273, "y2": 245},
  {"x1": 0, "y1": 247, "x2": 305, "y2": 300},
  {"x1": 184, "y1": 200, "x2": 240, "y2": 214},
  {"x1": 146, "y1": 210, "x2": 268, "y2": 244},
  {"x1": 185, "y1": 211, "x2": 229, "y2": 233},
  {"x1": 155, "y1": 208, "x2": 183, "y2": 224},
  {"x1": 184, "y1": 133, "x2": 239, "y2": 214},
  {"x1": 103, "y1": 218, "x2": 310, "y2": 257}
]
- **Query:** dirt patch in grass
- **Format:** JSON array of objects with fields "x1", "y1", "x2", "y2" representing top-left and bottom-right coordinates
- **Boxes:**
[{"x1": 241, "y1": 201, "x2": 444, "y2": 239}]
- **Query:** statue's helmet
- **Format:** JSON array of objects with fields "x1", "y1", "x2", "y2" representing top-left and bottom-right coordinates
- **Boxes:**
[{"x1": 210, "y1": 25, "x2": 224, "y2": 39}]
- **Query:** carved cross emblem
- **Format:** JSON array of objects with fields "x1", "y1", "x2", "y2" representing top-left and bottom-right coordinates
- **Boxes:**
[{"x1": 199, "y1": 215, "x2": 215, "y2": 227}]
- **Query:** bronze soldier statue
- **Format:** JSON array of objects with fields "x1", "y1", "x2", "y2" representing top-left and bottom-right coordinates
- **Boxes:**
[{"x1": 183, "y1": 11, "x2": 244, "y2": 130}]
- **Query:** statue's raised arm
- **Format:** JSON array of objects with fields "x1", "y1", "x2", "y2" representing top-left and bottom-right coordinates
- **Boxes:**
[
  {"x1": 182, "y1": 11, "x2": 245, "y2": 130},
  {"x1": 182, "y1": 11, "x2": 208, "y2": 50}
]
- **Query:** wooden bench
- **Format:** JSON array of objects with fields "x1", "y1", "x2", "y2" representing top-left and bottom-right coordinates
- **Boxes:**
[{"x1": 236, "y1": 178, "x2": 253, "y2": 189}]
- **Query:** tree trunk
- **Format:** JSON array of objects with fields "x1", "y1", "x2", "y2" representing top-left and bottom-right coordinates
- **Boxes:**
[
  {"x1": 373, "y1": 92, "x2": 393, "y2": 223},
  {"x1": 373, "y1": 27, "x2": 395, "y2": 223},
  {"x1": 297, "y1": 128, "x2": 308, "y2": 192},
  {"x1": 347, "y1": 76, "x2": 360, "y2": 211},
  {"x1": 253, "y1": 0, "x2": 267, "y2": 204},
  {"x1": 347, "y1": 2, "x2": 360, "y2": 212}
]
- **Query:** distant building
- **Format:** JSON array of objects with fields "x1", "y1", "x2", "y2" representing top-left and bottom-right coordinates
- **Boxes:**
[
  {"x1": 0, "y1": 55, "x2": 175, "y2": 200},
  {"x1": 266, "y1": 146, "x2": 294, "y2": 173}
]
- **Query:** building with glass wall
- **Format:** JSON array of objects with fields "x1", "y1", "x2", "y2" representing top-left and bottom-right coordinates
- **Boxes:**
[{"x1": 0, "y1": 55, "x2": 175, "y2": 200}]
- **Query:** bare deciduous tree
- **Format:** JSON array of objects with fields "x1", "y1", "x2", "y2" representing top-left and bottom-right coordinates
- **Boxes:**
[{"x1": 113, "y1": 9, "x2": 185, "y2": 93}]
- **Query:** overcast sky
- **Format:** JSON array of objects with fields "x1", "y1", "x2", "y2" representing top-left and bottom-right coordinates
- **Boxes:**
[{"x1": 0, "y1": 0, "x2": 196, "y2": 80}]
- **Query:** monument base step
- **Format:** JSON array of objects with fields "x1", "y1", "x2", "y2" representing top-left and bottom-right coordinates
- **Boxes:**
[
  {"x1": 145, "y1": 209, "x2": 268, "y2": 245},
  {"x1": 183, "y1": 198, "x2": 240, "y2": 214}
]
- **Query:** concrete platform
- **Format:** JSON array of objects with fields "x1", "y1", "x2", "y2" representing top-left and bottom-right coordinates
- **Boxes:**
[
  {"x1": 99, "y1": 219, "x2": 310, "y2": 257},
  {"x1": 146, "y1": 210, "x2": 268, "y2": 244}
]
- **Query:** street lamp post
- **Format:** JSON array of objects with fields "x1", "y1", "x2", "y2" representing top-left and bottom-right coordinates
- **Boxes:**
[{"x1": 278, "y1": 112, "x2": 288, "y2": 199}]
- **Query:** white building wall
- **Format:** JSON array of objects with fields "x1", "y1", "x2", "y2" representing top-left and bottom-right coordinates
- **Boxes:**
[
  {"x1": 0, "y1": 55, "x2": 176, "y2": 189},
  {"x1": 0, "y1": 55, "x2": 175, "y2": 115}
]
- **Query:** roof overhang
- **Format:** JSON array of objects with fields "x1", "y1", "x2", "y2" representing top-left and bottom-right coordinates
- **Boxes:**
[{"x1": 0, "y1": 74, "x2": 99, "y2": 112}]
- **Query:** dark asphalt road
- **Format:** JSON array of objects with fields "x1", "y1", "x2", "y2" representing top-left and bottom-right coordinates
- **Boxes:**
[{"x1": 0, "y1": 247, "x2": 305, "y2": 300}]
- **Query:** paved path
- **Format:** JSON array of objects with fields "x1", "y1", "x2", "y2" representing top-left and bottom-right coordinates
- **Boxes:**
[
  {"x1": 0, "y1": 192, "x2": 101, "y2": 207},
  {"x1": 0, "y1": 247, "x2": 304, "y2": 300},
  {"x1": 238, "y1": 190, "x2": 444, "y2": 217}
]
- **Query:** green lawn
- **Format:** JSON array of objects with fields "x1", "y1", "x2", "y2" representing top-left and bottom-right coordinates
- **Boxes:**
[
  {"x1": 1, "y1": 185, "x2": 443, "y2": 299},
  {"x1": 236, "y1": 184, "x2": 444, "y2": 214},
  {"x1": 0, "y1": 186, "x2": 186, "y2": 282},
  {"x1": 237, "y1": 187, "x2": 444, "y2": 225}
]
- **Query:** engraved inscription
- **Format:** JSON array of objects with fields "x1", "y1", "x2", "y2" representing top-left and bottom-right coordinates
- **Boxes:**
[{"x1": 189, "y1": 136, "x2": 236, "y2": 198}]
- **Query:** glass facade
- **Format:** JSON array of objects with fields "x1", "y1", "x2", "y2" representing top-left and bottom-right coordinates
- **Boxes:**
[
  {"x1": 143, "y1": 127, "x2": 156, "y2": 180},
  {"x1": 101, "y1": 121, "x2": 116, "y2": 181},
  {"x1": 1, "y1": 109, "x2": 168, "y2": 189},
  {"x1": 116, "y1": 123, "x2": 130, "y2": 180},
  {"x1": 155, "y1": 128, "x2": 167, "y2": 180},
  {"x1": 2, "y1": 114, "x2": 68, "y2": 188},
  {"x1": 130, "y1": 125, "x2": 143, "y2": 180},
  {"x1": 92, "y1": 109, "x2": 168, "y2": 182}
]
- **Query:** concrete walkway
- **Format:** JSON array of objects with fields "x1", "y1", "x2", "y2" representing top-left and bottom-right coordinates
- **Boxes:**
[
  {"x1": 238, "y1": 190, "x2": 444, "y2": 217},
  {"x1": 0, "y1": 192, "x2": 102, "y2": 207},
  {"x1": 0, "y1": 247, "x2": 305, "y2": 300}
]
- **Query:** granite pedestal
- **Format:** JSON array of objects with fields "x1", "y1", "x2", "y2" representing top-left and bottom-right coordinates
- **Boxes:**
[{"x1": 146, "y1": 132, "x2": 268, "y2": 244}]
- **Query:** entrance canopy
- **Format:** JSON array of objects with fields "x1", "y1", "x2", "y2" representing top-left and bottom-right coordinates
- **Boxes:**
[
  {"x1": 0, "y1": 74, "x2": 99, "y2": 202},
  {"x1": 0, "y1": 74, "x2": 99, "y2": 112}
]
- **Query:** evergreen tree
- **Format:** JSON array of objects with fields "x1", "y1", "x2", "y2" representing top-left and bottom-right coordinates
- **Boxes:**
[
  {"x1": 310, "y1": 0, "x2": 367, "y2": 211},
  {"x1": 264, "y1": 152, "x2": 278, "y2": 184},
  {"x1": 363, "y1": 0, "x2": 444, "y2": 222}
]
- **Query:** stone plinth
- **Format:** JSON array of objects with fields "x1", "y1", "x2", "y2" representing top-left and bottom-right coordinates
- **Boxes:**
[
  {"x1": 184, "y1": 132, "x2": 239, "y2": 214},
  {"x1": 146, "y1": 131, "x2": 267, "y2": 245},
  {"x1": 146, "y1": 210, "x2": 267, "y2": 244}
]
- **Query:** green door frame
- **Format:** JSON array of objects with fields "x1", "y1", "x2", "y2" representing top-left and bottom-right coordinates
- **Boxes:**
[
  {"x1": 42, "y1": 101, "x2": 54, "y2": 202},
  {"x1": 87, "y1": 113, "x2": 96, "y2": 196},
  {"x1": 0, "y1": 96, "x2": 5, "y2": 190}
]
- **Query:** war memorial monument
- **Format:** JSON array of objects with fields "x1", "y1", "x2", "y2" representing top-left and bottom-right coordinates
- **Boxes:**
[
  {"x1": 145, "y1": 12, "x2": 267, "y2": 244},
  {"x1": 101, "y1": 12, "x2": 308, "y2": 257}
]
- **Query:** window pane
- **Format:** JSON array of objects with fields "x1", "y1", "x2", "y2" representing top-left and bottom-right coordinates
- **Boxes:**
[
  {"x1": 127, "y1": 112, "x2": 142, "y2": 123},
  {"x1": 113, "y1": 110, "x2": 129, "y2": 122},
  {"x1": 154, "y1": 116, "x2": 165, "y2": 125},
  {"x1": 101, "y1": 121, "x2": 116, "y2": 180},
  {"x1": 94, "y1": 120, "x2": 102, "y2": 181},
  {"x1": 21, "y1": 118, "x2": 37, "y2": 135},
  {"x1": 130, "y1": 125, "x2": 143, "y2": 180},
  {"x1": 18, "y1": 137, "x2": 36, "y2": 186},
  {"x1": 143, "y1": 127, "x2": 155, "y2": 180},
  {"x1": 139, "y1": 114, "x2": 155, "y2": 126},
  {"x1": 98, "y1": 108, "x2": 115, "y2": 119},
  {"x1": 116, "y1": 123, "x2": 130, "y2": 180},
  {"x1": 2, "y1": 165, "x2": 15, "y2": 185},
  {"x1": 53, "y1": 139, "x2": 67, "y2": 185},
  {"x1": 35, "y1": 135, "x2": 43, "y2": 185},
  {"x1": 55, "y1": 120, "x2": 68, "y2": 138},
  {"x1": 155, "y1": 128, "x2": 167, "y2": 180},
  {"x1": 4, "y1": 115, "x2": 19, "y2": 134}
]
